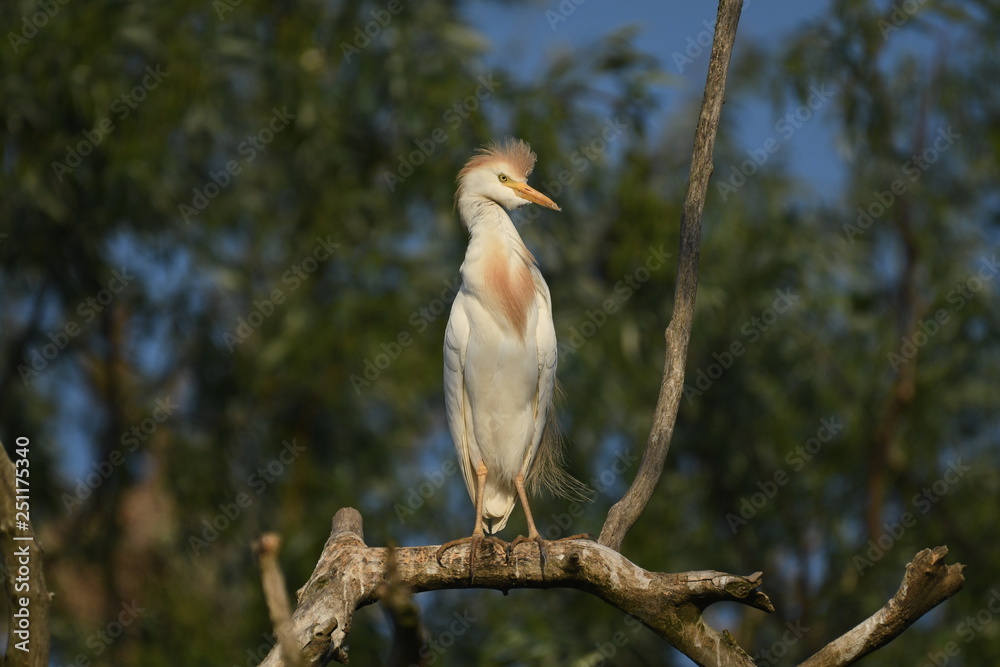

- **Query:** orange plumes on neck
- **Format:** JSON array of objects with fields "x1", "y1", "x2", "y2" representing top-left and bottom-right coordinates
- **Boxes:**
[{"x1": 484, "y1": 246, "x2": 535, "y2": 341}]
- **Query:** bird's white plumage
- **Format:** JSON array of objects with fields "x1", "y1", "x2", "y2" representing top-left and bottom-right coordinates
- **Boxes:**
[
  {"x1": 444, "y1": 139, "x2": 559, "y2": 534},
  {"x1": 528, "y1": 268, "x2": 558, "y2": 476}
]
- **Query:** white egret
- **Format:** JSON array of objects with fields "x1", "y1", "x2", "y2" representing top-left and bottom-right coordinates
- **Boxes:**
[{"x1": 437, "y1": 138, "x2": 586, "y2": 578}]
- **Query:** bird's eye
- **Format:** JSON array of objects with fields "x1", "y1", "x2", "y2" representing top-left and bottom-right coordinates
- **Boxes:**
[{"x1": 498, "y1": 174, "x2": 508, "y2": 183}]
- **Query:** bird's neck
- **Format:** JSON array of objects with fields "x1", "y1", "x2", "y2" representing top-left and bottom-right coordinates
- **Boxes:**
[
  {"x1": 456, "y1": 196, "x2": 538, "y2": 340},
  {"x1": 457, "y1": 196, "x2": 535, "y2": 266},
  {"x1": 457, "y1": 196, "x2": 512, "y2": 233}
]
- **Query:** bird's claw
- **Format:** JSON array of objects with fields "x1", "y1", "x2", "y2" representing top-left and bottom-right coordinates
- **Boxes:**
[
  {"x1": 506, "y1": 533, "x2": 547, "y2": 570},
  {"x1": 506, "y1": 533, "x2": 596, "y2": 573},
  {"x1": 436, "y1": 534, "x2": 507, "y2": 583},
  {"x1": 561, "y1": 533, "x2": 596, "y2": 541}
]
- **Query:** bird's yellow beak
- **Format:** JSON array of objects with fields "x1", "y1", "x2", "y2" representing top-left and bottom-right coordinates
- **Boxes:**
[{"x1": 509, "y1": 181, "x2": 561, "y2": 211}]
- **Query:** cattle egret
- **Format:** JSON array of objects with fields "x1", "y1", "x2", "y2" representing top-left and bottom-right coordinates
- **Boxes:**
[{"x1": 437, "y1": 138, "x2": 586, "y2": 578}]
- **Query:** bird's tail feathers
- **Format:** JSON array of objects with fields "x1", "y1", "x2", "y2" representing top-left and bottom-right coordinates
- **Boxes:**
[
  {"x1": 482, "y1": 482, "x2": 515, "y2": 534},
  {"x1": 526, "y1": 383, "x2": 592, "y2": 503}
]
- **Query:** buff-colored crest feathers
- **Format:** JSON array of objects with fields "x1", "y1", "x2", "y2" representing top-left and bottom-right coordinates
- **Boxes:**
[{"x1": 457, "y1": 137, "x2": 538, "y2": 183}]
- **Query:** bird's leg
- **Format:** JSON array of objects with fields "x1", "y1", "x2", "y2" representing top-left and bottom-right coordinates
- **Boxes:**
[
  {"x1": 507, "y1": 472, "x2": 547, "y2": 569},
  {"x1": 435, "y1": 461, "x2": 505, "y2": 582},
  {"x1": 507, "y1": 472, "x2": 593, "y2": 573}
]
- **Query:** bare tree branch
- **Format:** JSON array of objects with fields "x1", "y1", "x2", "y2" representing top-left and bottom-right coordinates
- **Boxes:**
[
  {"x1": 0, "y1": 439, "x2": 50, "y2": 667},
  {"x1": 253, "y1": 533, "x2": 304, "y2": 667},
  {"x1": 260, "y1": 511, "x2": 964, "y2": 666},
  {"x1": 798, "y1": 546, "x2": 965, "y2": 667},
  {"x1": 377, "y1": 543, "x2": 428, "y2": 667},
  {"x1": 259, "y1": 508, "x2": 772, "y2": 667},
  {"x1": 598, "y1": 0, "x2": 744, "y2": 552}
]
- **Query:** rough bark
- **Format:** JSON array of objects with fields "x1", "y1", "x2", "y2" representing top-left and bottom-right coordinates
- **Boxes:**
[
  {"x1": 254, "y1": 533, "x2": 304, "y2": 667},
  {"x1": 260, "y1": 508, "x2": 772, "y2": 667},
  {"x1": 261, "y1": 510, "x2": 964, "y2": 667}
]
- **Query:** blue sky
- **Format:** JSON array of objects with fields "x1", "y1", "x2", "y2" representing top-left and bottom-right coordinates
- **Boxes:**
[{"x1": 463, "y1": 0, "x2": 844, "y2": 197}]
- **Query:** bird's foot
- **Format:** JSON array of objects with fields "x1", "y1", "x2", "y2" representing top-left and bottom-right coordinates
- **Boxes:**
[
  {"x1": 506, "y1": 533, "x2": 596, "y2": 574},
  {"x1": 558, "y1": 533, "x2": 596, "y2": 541},
  {"x1": 436, "y1": 534, "x2": 507, "y2": 583},
  {"x1": 507, "y1": 533, "x2": 542, "y2": 563}
]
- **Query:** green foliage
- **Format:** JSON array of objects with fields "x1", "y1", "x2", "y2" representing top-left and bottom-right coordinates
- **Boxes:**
[{"x1": 1, "y1": 0, "x2": 998, "y2": 665}]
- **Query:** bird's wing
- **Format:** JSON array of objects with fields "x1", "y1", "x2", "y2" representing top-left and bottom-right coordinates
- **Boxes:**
[
  {"x1": 523, "y1": 267, "x2": 557, "y2": 475},
  {"x1": 443, "y1": 290, "x2": 477, "y2": 504}
]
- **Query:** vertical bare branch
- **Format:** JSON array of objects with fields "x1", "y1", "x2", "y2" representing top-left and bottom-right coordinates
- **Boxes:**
[
  {"x1": 253, "y1": 533, "x2": 304, "y2": 667},
  {"x1": 378, "y1": 543, "x2": 428, "y2": 667},
  {"x1": 599, "y1": 0, "x2": 745, "y2": 551}
]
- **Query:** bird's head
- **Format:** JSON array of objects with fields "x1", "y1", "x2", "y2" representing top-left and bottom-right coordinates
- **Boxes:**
[{"x1": 455, "y1": 138, "x2": 561, "y2": 214}]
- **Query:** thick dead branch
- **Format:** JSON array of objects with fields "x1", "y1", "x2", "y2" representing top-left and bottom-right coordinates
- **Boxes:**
[
  {"x1": 260, "y1": 508, "x2": 772, "y2": 667},
  {"x1": 0, "y1": 439, "x2": 50, "y2": 667},
  {"x1": 253, "y1": 533, "x2": 303, "y2": 667},
  {"x1": 377, "y1": 543, "x2": 427, "y2": 667},
  {"x1": 598, "y1": 0, "x2": 744, "y2": 552},
  {"x1": 798, "y1": 546, "x2": 965, "y2": 667},
  {"x1": 261, "y1": 511, "x2": 964, "y2": 666}
]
